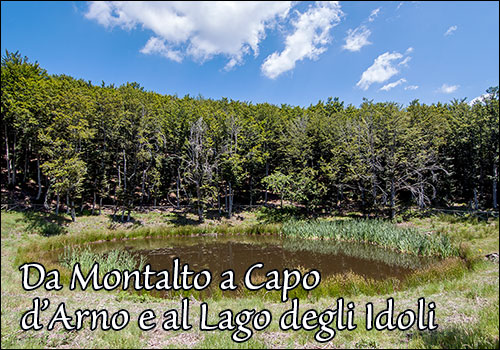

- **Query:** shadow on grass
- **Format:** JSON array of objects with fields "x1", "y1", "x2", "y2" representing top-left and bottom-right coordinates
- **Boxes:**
[
  {"x1": 256, "y1": 205, "x2": 309, "y2": 223},
  {"x1": 165, "y1": 208, "x2": 249, "y2": 225},
  {"x1": 107, "y1": 214, "x2": 142, "y2": 225},
  {"x1": 418, "y1": 326, "x2": 499, "y2": 349},
  {"x1": 19, "y1": 211, "x2": 69, "y2": 236},
  {"x1": 106, "y1": 214, "x2": 144, "y2": 231},
  {"x1": 168, "y1": 211, "x2": 202, "y2": 226}
]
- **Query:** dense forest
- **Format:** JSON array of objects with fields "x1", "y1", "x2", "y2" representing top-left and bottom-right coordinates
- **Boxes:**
[{"x1": 1, "y1": 51, "x2": 498, "y2": 221}]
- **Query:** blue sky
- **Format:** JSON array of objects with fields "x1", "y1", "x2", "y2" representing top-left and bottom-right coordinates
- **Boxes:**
[{"x1": 1, "y1": 1, "x2": 498, "y2": 107}]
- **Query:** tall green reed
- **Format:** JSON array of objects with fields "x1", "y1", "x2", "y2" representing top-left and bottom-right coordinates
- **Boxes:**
[
  {"x1": 60, "y1": 246, "x2": 146, "y2": 274},
  {"x1": 282, "y1": 219, "x2": 458, "y2": 258}
]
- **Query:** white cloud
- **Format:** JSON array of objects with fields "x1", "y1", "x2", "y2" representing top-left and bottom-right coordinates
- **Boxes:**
[
  {"x1": 342, "y1": 25, "x2": 371, "y2": 52},
  {"x1": 140, "y1": 37, "x2": 183, "y2": 62},
  {"x1": 405, "y1": 85, "x2": 419, "y2": 90},
  {"x1": 356, "y1": 51, "x2": 410, "y2": 90},
  {"x1": 405, "y1": 47, "x2": 414, "y2": 54},
  {"x1": 379, "y1": 78, "x2": 407, "y2": 91},
  {"x1": 261, "y1": 1, "x2": 343, "y2": 79},
  {"x1": 437, "y1": 83, "x2": 459, "y2": 93},
  {"x1": 368, "y1": 8, "x2": 380, "y2": 22},
  {"x1": 85, "y1": 1, "x2": 292, "y2": 69},
  {"x1": 469, "y1": 93, "x2": 492, "y2": 106},
  {"x1": 444, "y1": 25, "x2": 457, "y2": 36},
  {"x1": 398, "y1": 56, "x2": 411, "y2": 66}
]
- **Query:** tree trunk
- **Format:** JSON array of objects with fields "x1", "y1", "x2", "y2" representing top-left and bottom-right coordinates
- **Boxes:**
[
  {"x1": 36, "y1": 158, "x2": 42, "y2": 200},
  {"x1": 122, "y1": 149, "x2": 127, "y2": 219},
  {"x1": 123, "y1": 149, "x2": 127, "y2": 190},
  {"x1": 418, "y1": 174, "x2": 425, "y2": 209},
  {"x1": 117, "y1": 161, "x2": 121, "y2": 188},
  {"x1": 390, "y1": 178, "x2": 395, "y2": 220},
  {"x1": 71, "y1": 200, "x2": 76, "y2": 222},
  {"x1": 99, "y1": 197, "x2": 103, "y2": 215},
  {"x1": 360, "y1": 185, "x2": 365, "y2": 208},
  {"x1": 264, "y1": 160, "x2": 269, "y2": 205},
  {"x1": 23, "y1": 145, "x2": 28, "y2": 183},
  {"x1": 66, "y1": 194, "x2": 70, "y2": 214},
  {"x1": 473, "y1": 187, "x2": 479, "y2": 210},
  {"x1": 11, "y1": 132, "x2": 16, "y2": 184},
  {"x1": 493, "y1": 162, "x2": 498, "y2": 209},
  {"x1": 228, "y1": 181, "x2": 233, "y2": 219},
  {"x1": 224, "y1": 184, "x2": 228, "y2": 212},
  {"x1": 217, "y1": 190, "x2": 221, "y2": 218},
  {"x1": 196, "y1": 183, "x2": 203, "y2": 222},
  {"x1": 44, "y1": 184, "x2": 51, "y2": 210},
  {"x1": 4, "y1": 124, "x2": 11, "y2": 185},
  {"x1": 249, "y1": 176, "x2": 253, "y2": 206},
  {"x1": 418, "y1": 187, "x2": 425, "y2": 209},
  {"x1": 141, "y1": 169, "x2": 146, "y2": 209},
  {"x1": 55, "y1": 193, "x2": 60, "y2": 215},
  {"x1": 176, "y1": 171, "x2": 181, "y2": 209},
  {"x1": 337, "y1": 184, "x2": 343, "y2": 209},
  {"x1": 92, "y1": 192, "x2": 96, "y2": 215}
]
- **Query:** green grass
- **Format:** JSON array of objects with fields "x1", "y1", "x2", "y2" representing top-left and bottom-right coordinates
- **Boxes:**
[
  {"x1": 413, "y1": 302, "x2": 499, "y2": 349},
  {"x1": 195, "y1": 333, "x2": 267, "y2": 349},
  {"x1": 7, "y1": 211, "x2": 485, "y2": 302},
  {"x1": 59, "y1": 247, "x2": 146, "y2": 275},
  {"x1": 283, "y1": 219, "x2": 458, "y2": 258},
  {"x1": 409, "y1": 214, "x2": 499, "y2": 257},
  {"x1": 1, "y1": 210, "x2": 498, "y2": 348}
]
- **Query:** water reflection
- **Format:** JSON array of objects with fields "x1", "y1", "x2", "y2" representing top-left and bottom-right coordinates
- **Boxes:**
[{"x1": 85, "y1": 235, "x2": 435, "y2": 282}]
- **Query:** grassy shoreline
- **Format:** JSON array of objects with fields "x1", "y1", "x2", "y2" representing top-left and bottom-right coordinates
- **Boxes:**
[
  {"x1": 1, "y1": 210, "x2": 498, "y2": 348},
  {"x1": 14, "y1": 213, "x2": 461, "y2": 266},
  {"x1": 7, "y1": 211, "x2": 493, "y2": 302}
]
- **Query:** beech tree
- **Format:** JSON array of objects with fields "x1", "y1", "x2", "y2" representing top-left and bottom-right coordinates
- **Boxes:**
[
  {"x1": 1, "y1": 52, "x2": 498, "y2": 219},
  {"x1": 182, "y1": 117, "x2": 217, "y2": 221}
]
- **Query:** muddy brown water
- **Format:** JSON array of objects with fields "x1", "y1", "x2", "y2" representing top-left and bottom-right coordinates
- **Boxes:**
[{"x1": 80, "y1": 235, "x2": 436, "y2": 283}]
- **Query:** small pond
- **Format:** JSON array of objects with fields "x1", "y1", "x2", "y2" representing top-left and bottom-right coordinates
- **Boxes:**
[{"x1": 78, "y1": 234, "x2": 437, "y2": 284}]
